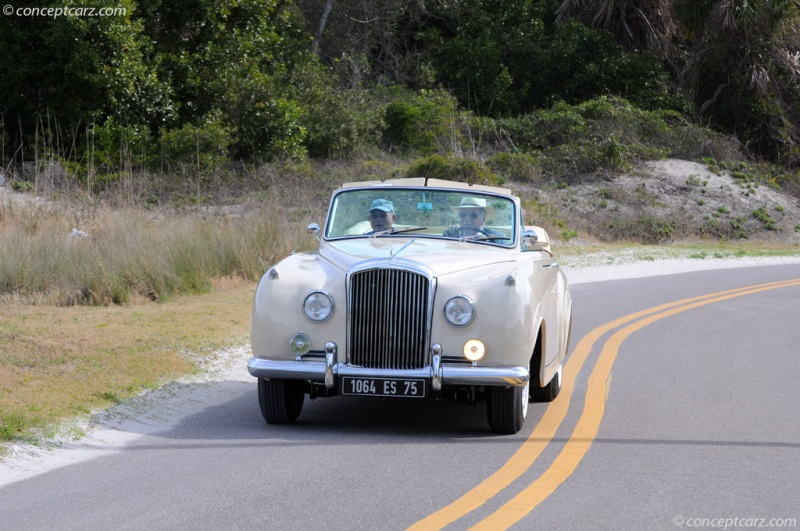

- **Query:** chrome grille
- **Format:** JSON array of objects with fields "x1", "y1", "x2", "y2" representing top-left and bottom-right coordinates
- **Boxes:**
[{"x1": 349, "y1": 268, "x2": 430, "y2": 369}]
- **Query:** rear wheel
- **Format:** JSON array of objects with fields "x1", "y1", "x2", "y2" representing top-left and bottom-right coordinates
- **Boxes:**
[
  {"x1": 258, "y1": 378, "x2": 305, "y2": 424},
  {"x1": 487, "y1": 380, "x2": 529, "y2": 434}
]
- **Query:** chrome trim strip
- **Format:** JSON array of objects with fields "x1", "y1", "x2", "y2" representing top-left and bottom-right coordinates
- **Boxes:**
[
  {"x1": 248, "y1": 358, "x2": 326, "y2": 381},
  {"x1": 248, "y1": 358, "x2": 529, "y2": 388},
  {"x1": 440, "y1": 365, "x2": 529, "y2": 387},
  {"x1": 336, "y1": 365, "x2": 433, "y2": 379}
]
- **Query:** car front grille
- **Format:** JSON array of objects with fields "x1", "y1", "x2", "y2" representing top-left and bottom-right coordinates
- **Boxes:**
[{"x1": 349, "y1": 268, "x2": 430, "y2": 369}]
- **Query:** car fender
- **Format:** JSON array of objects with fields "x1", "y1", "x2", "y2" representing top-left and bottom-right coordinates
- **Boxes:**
[
  {"x1": 250, "y1": 252, "x2": 347, "y2": 360},
  {"x1": 431, "y1": 258, "x2": 548, "y2": 369}
]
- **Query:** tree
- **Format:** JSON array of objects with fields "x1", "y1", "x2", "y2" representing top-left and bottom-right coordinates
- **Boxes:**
[
  {"x1": 294, "y1": 0, "x2": 430, "y2": 87},
  {"x1": 137, "y1": 0, "x2": 311, "y2": 159},
  {"x1": 556, "y1": 0, "x2": 677, "y2": 56},
  {"x1": 557, "y1": 0, "x2": 800, "y2": 164},
  {"x1": 0, "y1": 0, "x2": 170, "y2": 160},
  {"x1": 419, "y1": 0, "x2": 680, "y2": 116}
]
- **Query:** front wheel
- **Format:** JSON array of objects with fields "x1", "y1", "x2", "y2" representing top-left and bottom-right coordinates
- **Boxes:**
[
  {"x1": 258, "y1": 378, "x2": 304, "y2": 424},
  {"x1": 530, "y1": 365, "x2": 562, "y2": 403},
  {"x1": 487, "y1": 380, "x2": 529, "y2": 434}
]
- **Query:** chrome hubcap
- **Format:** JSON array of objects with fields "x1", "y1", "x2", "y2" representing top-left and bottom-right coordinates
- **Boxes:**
[{"x1": 521, "y1": 380, "x2": 529, "y2": 419}]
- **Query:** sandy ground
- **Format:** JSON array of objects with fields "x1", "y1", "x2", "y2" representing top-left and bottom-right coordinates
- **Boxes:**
[
  {"x1": 1, "y1": 253, "x2": 798, "y2": 488},
  {"x1": 540, "y1": 159, "x2": 800, "y2": 242},
  {"x1": 564, "y1": 254, "x2": 800, "y2": 284}
]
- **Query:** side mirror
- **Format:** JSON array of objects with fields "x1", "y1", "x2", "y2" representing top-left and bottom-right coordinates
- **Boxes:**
[
  {"x1": 522, "y1": 228, "x2": 551, "y2": 254},
  {"x1": 307, "y1": 223, "x2": 321, "y2": 242},
  {"x1": 522, "y1": 229, "x2": 539, "y2": 245}
]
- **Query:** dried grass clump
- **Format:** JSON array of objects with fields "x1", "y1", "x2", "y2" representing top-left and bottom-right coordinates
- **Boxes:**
[{"x1": 0, "y1": 199, "x2": 309, "y2": 305}]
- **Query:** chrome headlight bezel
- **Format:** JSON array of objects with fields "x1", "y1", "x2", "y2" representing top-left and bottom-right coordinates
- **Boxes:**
[
  {"x1": 303, "y1": 290, "x2": 335, "y2": 323},
  {"x1": 444, "y1": 295, "x2": 476, "y2": 327}
]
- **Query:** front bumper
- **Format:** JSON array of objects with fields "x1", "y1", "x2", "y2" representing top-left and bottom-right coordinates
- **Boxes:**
[{"x1": 247, "y1": 349, "x2": 529, "y2": 390}]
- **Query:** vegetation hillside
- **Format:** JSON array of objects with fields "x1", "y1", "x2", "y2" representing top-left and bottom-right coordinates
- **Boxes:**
[
  {"x1": 2, "y1": 0, "x2": 800, "y2": 305},
  {"x1": 3, "y1": 1, "x2": 800, "y2": 170}
]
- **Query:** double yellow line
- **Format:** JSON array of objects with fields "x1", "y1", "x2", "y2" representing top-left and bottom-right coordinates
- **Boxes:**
[{"x1": 410, "y1": 278, "x2": 800, "y2": 530}]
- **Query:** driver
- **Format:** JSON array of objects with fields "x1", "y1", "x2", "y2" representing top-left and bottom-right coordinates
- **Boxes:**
[
  {"x1": 444, "y1": 197, "x2": 504, "y2": 238},
  {"x1": 366, "y1": 199, "x2": 397, "y2": 234}
]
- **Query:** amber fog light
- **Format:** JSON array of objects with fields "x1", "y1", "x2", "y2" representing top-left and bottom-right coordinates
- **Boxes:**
[
  {"x1": 290, "y1": 332, "x2": 312, "y2": 356},
  {"x1": 463, "y1": 339, "x2": 485, "y2": 362}
]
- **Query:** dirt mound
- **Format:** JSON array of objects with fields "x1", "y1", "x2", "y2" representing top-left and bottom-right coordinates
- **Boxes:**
[{"x1": 540, "y1": 159, "x2": 800, "y2": 243}]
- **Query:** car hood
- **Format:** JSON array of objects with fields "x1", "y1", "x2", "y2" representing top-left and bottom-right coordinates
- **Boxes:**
[{"x1": 318, "y1": 237, "x2": 516, "y2": 276}]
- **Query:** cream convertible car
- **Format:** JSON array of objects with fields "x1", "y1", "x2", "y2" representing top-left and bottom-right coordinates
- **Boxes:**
[{"x1": 249, "y1": 179, "x2": 572, "y2": 434}]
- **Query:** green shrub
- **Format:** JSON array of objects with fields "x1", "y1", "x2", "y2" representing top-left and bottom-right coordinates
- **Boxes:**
[
  {"x1": 539, "y1": 138, "x2": 653, "y2": 177},
  {"x1": 383, "y1": 90, "x2": 460, "y2": 155},
  {"x1": 493, "y1": 102, "x2": 587, "y2": 151},
  {"x1": 88, "y1": 118, "x2": 153, "y2": 170},
  {"x1": 478, "y1": 97, "x2": 738, "y2": 178},
  {"x1": 10, "y1": 180, "x2": 33, "y2": 193},
  {"x1": 405, "y1": 155, "x2": 502, "y2": 186},
  {"x1": 292, "y1": 62, "x2": 384, "y2": 158},
  {"x1": 605, "y1": 216, "x2": 676, "y2": 243},
  {"x1": 485, "y1": 153, "x2": 542, "y2": 183},
  {"x1": 751, "y1": 207, "x2": 779, "y2": 231},
  {"x1": 157, "y1": 115, "x2": 233, "y2": 172}
]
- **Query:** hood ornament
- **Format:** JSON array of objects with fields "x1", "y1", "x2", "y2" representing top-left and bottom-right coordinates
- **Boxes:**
[{"x1": 390, "y1": 238, "x2": 417, "y2": 260}]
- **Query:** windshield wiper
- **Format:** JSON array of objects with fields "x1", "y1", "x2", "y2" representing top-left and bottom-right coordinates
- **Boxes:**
[
  {"x1": 371, "y1": 227, "x2": 428, "y2": 237},
  {"x1": 474, "y1": 234, "x2": 511, "y2": 242}
]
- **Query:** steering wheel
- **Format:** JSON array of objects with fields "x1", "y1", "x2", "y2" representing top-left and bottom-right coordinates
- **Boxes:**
[{"x1": 445, "y1": 226, "x2": 491, "y2": 238}]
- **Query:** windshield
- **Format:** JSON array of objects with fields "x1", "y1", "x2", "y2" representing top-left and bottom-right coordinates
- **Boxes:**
[{"x1": 325, "y1": 187, "x2": 517, "y2": 247}]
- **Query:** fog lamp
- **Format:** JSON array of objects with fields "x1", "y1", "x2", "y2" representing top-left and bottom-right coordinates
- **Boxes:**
[
  {"x1": 463, "y1": 339, "x2": 485, "y2": 362},
  {"x1": 289, "y1": 332, "x2": 312, "y2": 356}
]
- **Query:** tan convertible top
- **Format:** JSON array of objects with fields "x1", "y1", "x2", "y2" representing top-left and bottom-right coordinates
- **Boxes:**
[{"x1": 340, "y1": 178, "x2": 512, "y2": 196}]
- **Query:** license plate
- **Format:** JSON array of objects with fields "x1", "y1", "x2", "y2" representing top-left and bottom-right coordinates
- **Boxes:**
[{"x1": 341, "y1": 377, "x2": 426, "y2": 398}]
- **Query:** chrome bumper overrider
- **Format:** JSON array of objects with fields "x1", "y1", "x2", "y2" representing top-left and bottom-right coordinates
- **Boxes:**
[{"x1": 247, "y1": 353, "x2": 529, "y2": 390}]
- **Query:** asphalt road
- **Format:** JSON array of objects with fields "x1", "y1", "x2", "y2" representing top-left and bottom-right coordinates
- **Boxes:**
[{"x1": 1, "y1": 264, "x2": 799, "y2": 531}]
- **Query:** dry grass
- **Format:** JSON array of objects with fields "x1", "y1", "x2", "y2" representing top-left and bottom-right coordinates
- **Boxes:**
[
  {"x1": 0, "y1": 280, "x2": 256, "y2": 442},
  {"x1": 0, "y1": 199, "x2": 310, "y2": 305}
]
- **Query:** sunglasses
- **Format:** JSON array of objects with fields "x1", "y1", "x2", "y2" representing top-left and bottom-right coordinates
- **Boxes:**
[
  {"x1": 458, "y1": 212, "x2": 481, "y2": 219},
  {"x1": 369, "y1": 212, "x2": 390, "y2": 219}
]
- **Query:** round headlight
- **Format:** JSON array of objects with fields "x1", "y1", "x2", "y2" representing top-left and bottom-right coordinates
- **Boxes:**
[
  {"x1": 464, "y1": 339, "x2": 485, "y2": 362},
  {"x1": 444, "y1": 296, "x2": 475, "y2": 327},
  {"x1": 289, "y1": 332, "x2": 312, "y2": 356},
  {"x1": 303, "y1": 291, "x2": 334, "y2": 322}
]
